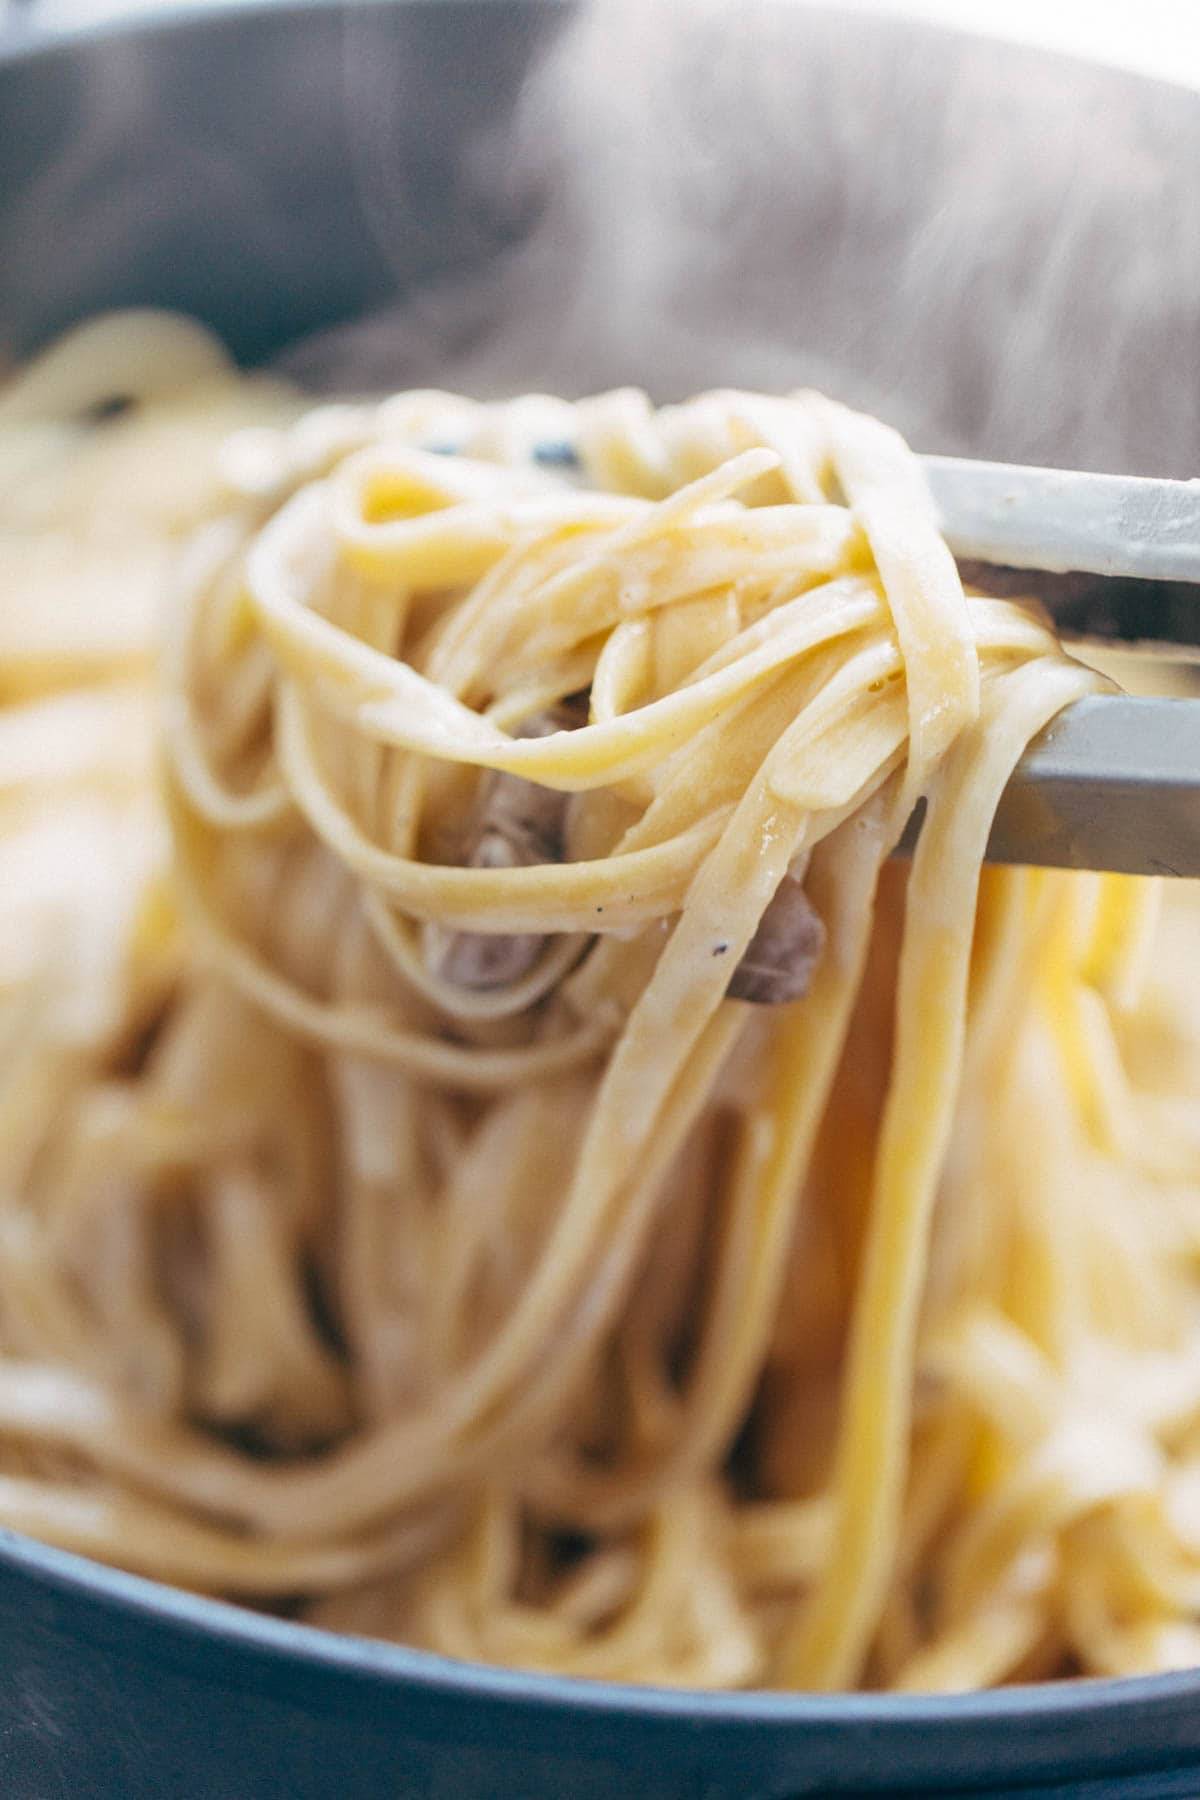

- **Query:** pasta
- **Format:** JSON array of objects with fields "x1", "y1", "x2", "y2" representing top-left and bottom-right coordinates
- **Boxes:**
[{"x1": 2, "y1": 310, "x2": 1200, "y2": 1693}]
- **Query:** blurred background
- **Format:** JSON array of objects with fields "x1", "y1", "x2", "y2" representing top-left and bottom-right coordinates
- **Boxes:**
[
  {"x1": 4, "y1": 0, "x2": 1200, "y2": 481},
  {"x1": 6, "y1": 0, "x2": 1199, "y2": 90},
  {"x1": 0, "y1": 0, "x2": 1194, "y2": 93}
]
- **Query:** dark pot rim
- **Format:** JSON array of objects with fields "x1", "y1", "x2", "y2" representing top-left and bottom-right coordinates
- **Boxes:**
[
  {"x1": 6, "y1": 1521, "x2": 1200, "y2": 1744},
  {"x1": 0, "y1": 0, "x2": 564, "y2": 65}
]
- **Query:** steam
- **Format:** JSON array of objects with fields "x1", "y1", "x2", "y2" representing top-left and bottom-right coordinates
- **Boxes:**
[
  {"x1": 290, "y1": 0, "x2": 1200, "y2": 477},
  {"x1": 6, "y1": 0, "x2": 1199, "y2": 476}
]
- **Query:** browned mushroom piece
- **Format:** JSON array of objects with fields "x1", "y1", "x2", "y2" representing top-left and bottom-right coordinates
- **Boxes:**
[
  {"x1": 429, "y1": 697, "x2": 826, "y2": 1006},
  {"x1": 423, "y1": 700, "x2": 584, "y2": 992},
  {"x1": 727, "y1": 875, "x2": 826, "y2": 1004}
]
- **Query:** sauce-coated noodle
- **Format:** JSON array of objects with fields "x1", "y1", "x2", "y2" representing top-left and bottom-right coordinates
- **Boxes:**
[{"x1": 2, "y1": 313, "x2": 1199, "y2": 1692}]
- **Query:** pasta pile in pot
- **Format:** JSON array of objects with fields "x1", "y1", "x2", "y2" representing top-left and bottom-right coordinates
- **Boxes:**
[{"x1": 2, "y1": 312, "x2": 1200, "y2": 1692}]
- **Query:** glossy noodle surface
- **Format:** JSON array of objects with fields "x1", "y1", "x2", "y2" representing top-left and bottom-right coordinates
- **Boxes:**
[{"x1": 2, "y1": 313, "x2": 1199, "y2": 1692}]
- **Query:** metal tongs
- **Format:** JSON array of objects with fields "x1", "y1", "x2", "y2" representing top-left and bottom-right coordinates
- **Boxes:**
[{"x1": 922, "y1": 459, "x2": 1200, "y2": 877}]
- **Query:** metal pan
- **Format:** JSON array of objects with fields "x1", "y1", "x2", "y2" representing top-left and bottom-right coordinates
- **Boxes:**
[{"x1": 3, "y1": 4, "x2": 1200, "y2": 1793}]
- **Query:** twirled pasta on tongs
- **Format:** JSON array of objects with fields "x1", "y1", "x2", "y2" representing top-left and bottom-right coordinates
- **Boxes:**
[{"x1": 2, "y1": 314, "x2": 1199, "y2": 1693}]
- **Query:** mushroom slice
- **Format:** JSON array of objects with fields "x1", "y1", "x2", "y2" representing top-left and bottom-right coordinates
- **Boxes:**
[{"x1": 727, "y1": 875, "x2": 825, "y2": 1005}]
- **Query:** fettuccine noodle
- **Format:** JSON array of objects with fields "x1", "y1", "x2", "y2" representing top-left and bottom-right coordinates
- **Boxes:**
[{"x1": 2, "y1": 311, "x2": 1200, "y2": 1692}]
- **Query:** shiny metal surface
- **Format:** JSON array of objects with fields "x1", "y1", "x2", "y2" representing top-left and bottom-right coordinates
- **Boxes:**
[
  {"x1": 896, "y1": 695, "x2": 1200, "y2": 877},
  {"x1": 922, "y1": 455, "x2": 1200, "y2": 875},
  {"x1": 993, "y1": 696, "x2": 1200, "y2": 876},
  {"x1": 926, "y1": 457, "x2": 1200, "y2": 581}
]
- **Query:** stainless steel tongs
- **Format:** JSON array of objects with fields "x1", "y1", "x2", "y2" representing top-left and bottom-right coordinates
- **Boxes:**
[{"x1": 922, "y1": 458, "x2": 1200, "y2": 877}]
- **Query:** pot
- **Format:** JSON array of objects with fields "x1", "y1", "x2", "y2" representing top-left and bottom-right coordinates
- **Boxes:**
[{"x1": 2, "y1": 6, "x2": 1199, "y2": 1793}]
